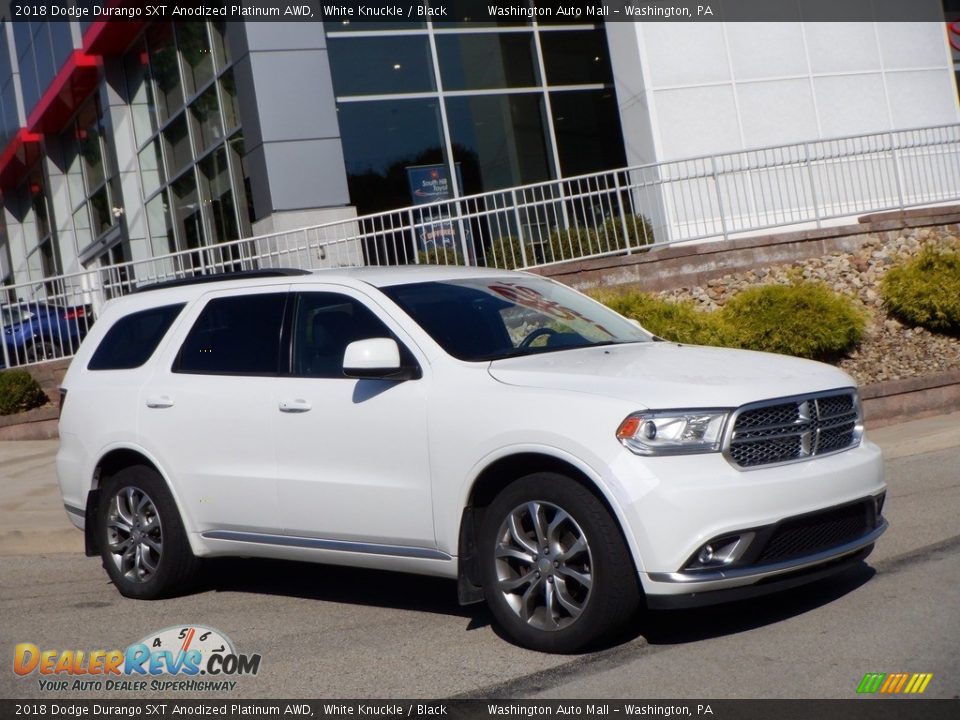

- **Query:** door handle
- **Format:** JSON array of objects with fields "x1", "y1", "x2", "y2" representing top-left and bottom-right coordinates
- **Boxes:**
[
  {"x1": 279, "y1": 399, "x2": 312, "y2": 413},
  {"x1": 145, "y1": 395, "x2": 175, "y2": 409}
]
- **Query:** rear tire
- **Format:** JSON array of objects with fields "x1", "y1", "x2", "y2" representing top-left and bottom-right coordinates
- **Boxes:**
[
  {"x1": 98, "y1": 465, "x2": 200, "y2": 599},
  {"x1": 479, "y1": 472, "x2": 640, "y2": 652}
]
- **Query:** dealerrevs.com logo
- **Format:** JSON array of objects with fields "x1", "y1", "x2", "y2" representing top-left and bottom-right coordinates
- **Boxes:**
[{"x1": 13, "y1": 625, "x2": 261, "y2": 692}]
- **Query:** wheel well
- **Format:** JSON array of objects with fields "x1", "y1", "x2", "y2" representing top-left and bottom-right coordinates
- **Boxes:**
[
  {"x1": 84, "y1": 449, "x2": 162, "y2": 557},
  {"x1": 457, "y1": 452, "x2": 635, "y2": 605}
]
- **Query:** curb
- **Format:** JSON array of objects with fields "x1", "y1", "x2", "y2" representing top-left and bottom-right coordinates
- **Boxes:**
[{"x1": 861, "y1": 370, "x2": 960, "y2": 428}]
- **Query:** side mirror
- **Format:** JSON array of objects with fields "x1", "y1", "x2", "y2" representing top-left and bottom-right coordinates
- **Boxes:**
[{"x1": 343, "y1": 338, "x2": 419, "y2": 380}]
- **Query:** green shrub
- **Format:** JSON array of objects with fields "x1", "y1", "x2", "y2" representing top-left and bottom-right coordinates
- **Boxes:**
[
  {"x1": 881, "y1": 246, "x2": 960, "y2": 335},
  {"x1": 546, "y1": 226, "x2": 597, "y2": 263},
  {"x1": 592, "y1": 289, "x2": 726, "y2": 346},
  {"x1": 594, "y1": 282, "x2": 865, "y2": 361},
  {"x1": 720, "y1": 282, "x2": 866, "y2": 360},
  {"x1": 416, "y1": 245, "x2": 465, "y2": 266},
  {"x1": 0, "y1": 370, "x2": 48, "y2": 416},
  {"x1": 602, "y1": 214, "x2": 656, "y2": 248},
  {"x1": 486, "y1": 235, "x2": 526, "y2": 270}
]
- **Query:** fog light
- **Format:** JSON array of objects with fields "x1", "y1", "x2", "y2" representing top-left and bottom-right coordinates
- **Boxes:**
[{"x1": 684, "y1": 532, "x2": 755, "y2": 571}]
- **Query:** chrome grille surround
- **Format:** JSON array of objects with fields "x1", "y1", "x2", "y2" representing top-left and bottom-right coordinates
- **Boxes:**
[{"x1": 724, "y1": 388, "x2": 863, "y2": 470}]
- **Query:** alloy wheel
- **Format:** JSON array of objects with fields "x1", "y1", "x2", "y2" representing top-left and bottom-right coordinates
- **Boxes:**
[{"x1": 493, "y1": 500, "x2": 593, "y2": 631}]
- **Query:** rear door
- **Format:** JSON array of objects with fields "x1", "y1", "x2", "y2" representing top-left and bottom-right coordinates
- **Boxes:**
[{"x1": 138, "y1": 287, "x2": 287, "y2": 534}]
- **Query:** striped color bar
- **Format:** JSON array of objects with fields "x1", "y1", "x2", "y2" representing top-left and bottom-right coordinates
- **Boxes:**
[{"x1": 857, "y1": 673, "x2": 933, "y2": 694}]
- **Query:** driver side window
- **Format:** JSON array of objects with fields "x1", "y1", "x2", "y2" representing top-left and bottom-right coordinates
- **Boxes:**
[{"x1": 291, "y1": 293, "x2": 407, "y2": 378}]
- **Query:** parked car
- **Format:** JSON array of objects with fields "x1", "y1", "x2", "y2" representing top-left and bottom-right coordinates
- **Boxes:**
[
  {"x1": 1, "y1": 301, "x2": 91, "y2": 368},
  {"x1": 56, "y1": 268, "x2": 886, "y2": 652}
]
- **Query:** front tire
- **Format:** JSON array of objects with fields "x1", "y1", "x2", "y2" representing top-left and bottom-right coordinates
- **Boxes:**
[
  {"x1": 98, "y1": 465, "x2": 199, "y2": 599},
  {"x1": 479, "y1": 473, "x2": 640, "y2": 652}
]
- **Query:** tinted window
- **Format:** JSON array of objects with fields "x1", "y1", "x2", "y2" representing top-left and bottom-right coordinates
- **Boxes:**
[
  {"x1": 176, "y1": 294, "x2": 286, "y2": 375},
  {"x1": 292, "y1": 293, "x2": 404, "y2": 378},
  {"x1": 88, "y1": 304, "x2": 185, "y2": 371},
  {"x1": 382, "y1": 278, "x2": 650, "y2": 362}
]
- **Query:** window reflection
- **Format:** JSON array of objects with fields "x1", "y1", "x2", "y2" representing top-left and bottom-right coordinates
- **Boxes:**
[
  {"x1": 199, "y1": 148, "x2": 240, "y2": 243},
  {"x1": 436, "y1": 33, "x2": 539, "y2": 90},
  {"x1": 139, "y1": 140, "x2": 165, "y2": 198},
  {"x1": 170, "y1": 171, "x2": 204, "y2": 256},
  {"x1": 220, "y1": 70, "x2": 241, "y2": 131},
  {"x1": 162, "y1": 113, "x2": 192, "y2": 178},
  {"x1": 540, "y1": 30, "x2": 613, "y2": 86},
  {"x1": 550, "y1": 90, "x2": 626, "y2": 177},
  {"x1": 124, "y1": 41, "x2": 157, "y2": 147},
  {"x1": 338, "y1": 98, "x2": 447, "y2": 214},
  {"x1": 446, "y1": 94, "x2": 553, "y2": 194},
  {"x1": 328, "y1": 36, "x2": 435, "y2": 96},
  {"x1": 190, "y1": 85, "x2": 223, "y2": 155},
  {"x1": 146, "y1": 190, "x2": 175, "y2": 255},
  {"x1": 146, "y1": 24, "x2": 182, "y2": 123},
  {"x1": 177, "y1": 23, "x2": 214, "y2": 96}
]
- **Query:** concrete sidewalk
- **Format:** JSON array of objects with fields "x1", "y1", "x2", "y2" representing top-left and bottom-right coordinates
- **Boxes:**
[{"x1": 1, "y1": 412, "x2": 959, "y2": 556}]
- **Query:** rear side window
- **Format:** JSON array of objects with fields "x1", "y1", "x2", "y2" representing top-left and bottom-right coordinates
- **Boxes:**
[
  {"x1": 88, "y1": 304, "x2": 185, "y2": 371},
  {"x1": 175, "y1": 293, "x2": 287, "y2": 375}
]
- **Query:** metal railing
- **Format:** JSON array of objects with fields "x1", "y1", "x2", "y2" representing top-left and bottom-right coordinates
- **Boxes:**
[{"x1": 2, "y1": 123, "x2": 959, "y2": 369}]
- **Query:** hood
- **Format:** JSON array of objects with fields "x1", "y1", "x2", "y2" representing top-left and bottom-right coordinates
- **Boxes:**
[{"x1": 487, "y1": 342, "x2": 856, "y2": 410}]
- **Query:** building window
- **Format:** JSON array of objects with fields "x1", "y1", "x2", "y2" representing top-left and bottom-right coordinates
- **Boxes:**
[
  {"x1": 325, "y1": 19, "x2": 626, "y2": 223},
  {"x1": 61, "y1": 96, "x2": 125, "y2": 267},
  {"x1": 124, "y1": 22, "x2": 251, "y2": 268}
]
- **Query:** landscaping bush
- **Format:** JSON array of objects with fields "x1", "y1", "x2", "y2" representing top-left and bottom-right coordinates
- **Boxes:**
[
  {"x1": 0, "y1": 370, "x2": 48, "y2": 416},
  {"x1": 547, "y1": 226, "x2": 599, "y2": 263},
  {"x1": 416, "y1": 245, "x2": 465, "y2": 266},
  {"x1": 881, "y1": 246, "x2": 960, "y2": 335},
  {"x1": 720, "y1": 282, "x2": 866, "y2": 360},
  {"x1": 486, "y1": 235, "x2": 526, "y2": 270},
  {"x1": 592, "y1": 289, "x2": 726, "y2": 346},
  {"x1": 594, "y1": 281, "x2": 865, "y2": 361},
  {"x1": 602, "y1": 214, "x2": 656, "y2": 248}
]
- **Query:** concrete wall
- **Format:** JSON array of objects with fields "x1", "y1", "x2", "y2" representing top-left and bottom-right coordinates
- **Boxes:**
[{"x1": 607, "y1": 9, "x2": 960, "y2": 166}]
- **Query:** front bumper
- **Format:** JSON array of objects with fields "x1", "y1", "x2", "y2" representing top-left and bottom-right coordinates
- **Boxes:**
[
  {"x1": 644, "y1": 519, "x2": 885, "y2": 609},
  {"x1": 610, "y1": 437, "x2": 886, "y2": 599}
]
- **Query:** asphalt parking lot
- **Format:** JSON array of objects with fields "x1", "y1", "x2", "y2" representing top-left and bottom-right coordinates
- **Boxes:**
[{"x1": 1, "y1": 415, "x2": 959, "y2": 700}]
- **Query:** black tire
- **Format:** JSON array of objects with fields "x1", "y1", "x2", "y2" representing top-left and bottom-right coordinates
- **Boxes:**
[
  {"x1": 26, "y1": 340, "x2": 56, "y2": 363},
  {"x1": 479, "y1": 472, "x2": 640, "y2": 652},
  {"x1": 98, "y1": 465, "x2": 200, "y2": 599}
]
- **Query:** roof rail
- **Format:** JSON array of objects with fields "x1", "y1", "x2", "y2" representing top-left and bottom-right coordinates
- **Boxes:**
[{"x1": 133, "y1": 269, "x2": 312, "y2": 293}]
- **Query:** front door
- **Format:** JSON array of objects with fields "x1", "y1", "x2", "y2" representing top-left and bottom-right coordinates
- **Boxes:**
[{"x1": 273, "y1": 287, "x2": 434, "y2": 549}]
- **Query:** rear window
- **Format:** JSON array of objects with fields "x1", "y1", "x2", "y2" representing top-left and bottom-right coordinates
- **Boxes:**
[
  {"x1": 88, "y1": 304, "x2": 185, "y2": 371},
  {"x1": 174, "y1": 293, "x2": 287, "y2": 375}
]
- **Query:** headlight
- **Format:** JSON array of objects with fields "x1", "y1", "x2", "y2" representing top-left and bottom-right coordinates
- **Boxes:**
[{"x1": 616, "y1": 410, "x2": 730, "y2": 455}]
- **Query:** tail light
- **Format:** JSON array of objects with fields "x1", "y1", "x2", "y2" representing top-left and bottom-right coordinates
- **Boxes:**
[{"x1": 64, "y1": 307, "x2": 86, "y2": 321}]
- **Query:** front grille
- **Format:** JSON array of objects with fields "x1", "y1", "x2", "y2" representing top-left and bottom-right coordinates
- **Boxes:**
[
  {"x1": 756, "y1": 501, "x2": 874, "y2": 564},
  {"x1": 727, "y1": 390, "x2": 860, "y2": 468}
]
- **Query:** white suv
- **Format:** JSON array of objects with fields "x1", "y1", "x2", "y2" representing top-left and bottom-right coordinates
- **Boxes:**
[{"x1": 57, "y1": 267, "x2": 886, "y2": 652}]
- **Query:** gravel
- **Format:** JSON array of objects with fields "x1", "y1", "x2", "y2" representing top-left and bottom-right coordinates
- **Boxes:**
[{"x1": 654, "y1": 226, "x2": 960, "y2": 386}]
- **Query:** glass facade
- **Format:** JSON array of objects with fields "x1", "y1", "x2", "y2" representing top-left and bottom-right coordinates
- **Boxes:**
[
  {"x1": 123, "y1": 21, "x2": 252, "y2": 267},
  {"x1": 325, "y1": 15, "x2": 627, "y2": 216},
  {"x1": 61, "y1": 96, "x2": 126, "y2": 267},
  {"x1": 0, "y1": 14, "x2": 628, "y2": 286}
]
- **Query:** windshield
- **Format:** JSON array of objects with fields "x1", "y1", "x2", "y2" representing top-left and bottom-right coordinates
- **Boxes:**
[{"x1": 381, "y1": 277, "x2": 651, "y2": 361}]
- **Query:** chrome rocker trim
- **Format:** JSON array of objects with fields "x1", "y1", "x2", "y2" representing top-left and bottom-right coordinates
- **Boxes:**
[{"x1": 202, "y1": 530, "x2": 452, "y2": 561}]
